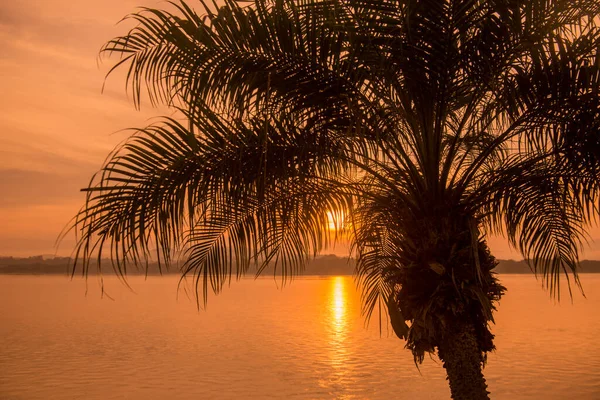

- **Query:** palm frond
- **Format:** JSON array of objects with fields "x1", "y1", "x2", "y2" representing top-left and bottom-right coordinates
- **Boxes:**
[
  {"x1": 70, "y1": 104, "x2": 356, "y2": 303},
  {"x1": 69, "y1": 0, "x2": 600, "y2": 343},
  {"x1": 480, "y1": 155, "x2": 593, "y2": 297}
]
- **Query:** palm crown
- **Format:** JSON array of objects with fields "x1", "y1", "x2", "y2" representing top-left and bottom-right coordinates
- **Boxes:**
[{"x1": 70, "y1": 1, "x2": 600, "y2": 398}]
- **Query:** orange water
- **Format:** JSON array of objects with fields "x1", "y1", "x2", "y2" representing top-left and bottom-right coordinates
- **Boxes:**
[{"x1": 1, "y1": 275, "x2": 599, "y2": 399}]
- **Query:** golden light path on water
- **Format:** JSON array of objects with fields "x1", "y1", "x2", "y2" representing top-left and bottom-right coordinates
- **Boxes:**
[
  {"x1": 332, "y1": 276, "x2": 347, "y2": 326},
  {"x1": 325, "y1": 276, "x2": 352, "y2": 394}
]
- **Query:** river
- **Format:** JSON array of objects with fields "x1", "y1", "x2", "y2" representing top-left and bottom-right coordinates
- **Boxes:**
[{"x1": 1, "y1": 274, "x2": 599, "y2": 399}]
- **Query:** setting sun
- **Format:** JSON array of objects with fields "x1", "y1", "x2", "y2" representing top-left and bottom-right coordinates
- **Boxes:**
[{"x1": 326, "y1": 211, "x2": 345, "y2": 231}]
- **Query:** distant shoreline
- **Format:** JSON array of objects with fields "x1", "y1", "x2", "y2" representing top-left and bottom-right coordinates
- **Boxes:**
[{"x1": 2, "y1": 255, "x2": 600, "y2": 275}]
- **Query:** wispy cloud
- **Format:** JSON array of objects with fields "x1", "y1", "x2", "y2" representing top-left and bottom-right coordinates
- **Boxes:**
[
  {"x1": 0, "y1": 169, "x2": 90, "y2": 207},
  {"x1": 0, "y1": 1, "x2": 167, "y2": 256}
]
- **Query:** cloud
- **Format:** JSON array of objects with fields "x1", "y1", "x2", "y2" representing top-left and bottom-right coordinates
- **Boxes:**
[
  {"x1": 0, "y1": 169, "x2": 90, "y2": 208},
  {"x1": 0, "y1": 1, "x2": 197, "y2": 256}
]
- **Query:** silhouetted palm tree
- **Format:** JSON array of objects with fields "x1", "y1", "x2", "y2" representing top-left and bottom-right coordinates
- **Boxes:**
[{"x1": 70, "y1": 1, "x2": 600, "y2": 398}]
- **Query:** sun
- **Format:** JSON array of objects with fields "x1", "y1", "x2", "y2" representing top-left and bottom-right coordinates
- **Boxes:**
[{"x1": 326, "y1": 211, "x2": 345, "y2": 231}]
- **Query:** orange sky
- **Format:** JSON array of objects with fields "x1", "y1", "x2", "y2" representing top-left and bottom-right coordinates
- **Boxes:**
[{"x1": 1, "y1": 1, "x2": 599, "y2": 260}]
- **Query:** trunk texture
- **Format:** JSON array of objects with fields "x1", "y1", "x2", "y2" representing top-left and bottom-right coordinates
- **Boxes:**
[{"x1": 438, "y1": 321, "x2": 490, "y2": 400}]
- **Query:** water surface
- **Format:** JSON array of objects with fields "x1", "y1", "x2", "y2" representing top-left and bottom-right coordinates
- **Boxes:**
[{"x1": 1, "y1": 274, "x2": 599, "y2": 399}]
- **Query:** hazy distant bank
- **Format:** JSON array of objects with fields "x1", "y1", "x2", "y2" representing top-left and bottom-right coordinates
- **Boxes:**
[
  {"x1": 0, "y1": 255, "x2": 354, "y2": 276},
  {"x1": 2, "y1": 255, "x2": 600, "y2": 275}
]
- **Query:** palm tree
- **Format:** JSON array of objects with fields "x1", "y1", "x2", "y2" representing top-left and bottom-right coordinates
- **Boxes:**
[{"x1": 70, "y1": 0, "x2": 600, "y2": 398}]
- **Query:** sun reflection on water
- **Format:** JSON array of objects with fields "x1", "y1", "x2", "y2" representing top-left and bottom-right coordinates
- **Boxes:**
[
  {"x1": 331, "y1": 276, "x2": 347, "y2": 329},
  {"x1": 324, "y1": 276, "x2": 352, "y2": 392}
]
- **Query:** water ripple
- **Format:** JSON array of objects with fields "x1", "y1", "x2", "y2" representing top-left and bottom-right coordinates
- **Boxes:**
[{"x1": 0, "y1": 275, "x2": 599, "y2": 399}]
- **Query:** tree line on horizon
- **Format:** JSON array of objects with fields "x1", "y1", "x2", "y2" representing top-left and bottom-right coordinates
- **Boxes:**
[{"x1": 4, "y1": 255, "x2": 600, "y2": 275}]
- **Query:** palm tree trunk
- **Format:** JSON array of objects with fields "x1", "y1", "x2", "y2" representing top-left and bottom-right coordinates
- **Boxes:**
[{"x1": 437, "y1": 320, "x2": 490, "y2": 400}]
